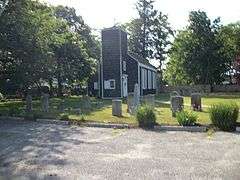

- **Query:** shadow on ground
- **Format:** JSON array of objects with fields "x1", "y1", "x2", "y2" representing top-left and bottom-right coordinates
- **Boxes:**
[{"x1": 0, "y1": 119, "x2": 97, "y2": 178}]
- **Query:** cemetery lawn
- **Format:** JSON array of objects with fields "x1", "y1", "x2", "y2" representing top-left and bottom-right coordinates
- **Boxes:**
[{"x1": 1, "y1": 93, "x2": 240, "y2": 126}]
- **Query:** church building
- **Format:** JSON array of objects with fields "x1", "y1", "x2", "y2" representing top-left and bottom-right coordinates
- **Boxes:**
[{"x1": 88, "y1": 27, "x2": 157, "y2": 99}]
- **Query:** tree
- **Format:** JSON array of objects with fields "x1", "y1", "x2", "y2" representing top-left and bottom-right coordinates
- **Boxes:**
[
  {"x1": 54, "y1": 5, "x2": 100, "y2": 61},
  {"x1": 164, "y1": 30, "x2": 192, "y2": 85},
  {"x1": 218, "y1": 23, "x2": 240, "y2": 84},
  {"x1": 165, "y1": 10, "x2": 228, "y2": 85},
  {"x1": 135, "y1": 0, "x2": 157, "y2": 58},
  {"x1": 151, "y1": 12, "x2": 173, "y2": 81},
  {"x1": 0, "y1": 0, "x2": 8, "y2": 16},
  {"x1": 123, "y1": 0, "x2": 173, "y2": 81},
  {"x1": 0, "y1": 0, "x2": 97, "y2": 96}
]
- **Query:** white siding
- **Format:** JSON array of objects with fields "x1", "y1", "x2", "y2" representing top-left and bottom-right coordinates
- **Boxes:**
[
  {"x1": 153, "y1": 72, "x2": 156, "y2": 89},
  {"x1": 94, "y1": 82, "x2": 98, "y2": 90},
  {"x1": 141, "y1": 68, "x2": 147, "y2": 89},
  {"x1": 148, "y1": 70, "x2": 152, "y2": 89}
]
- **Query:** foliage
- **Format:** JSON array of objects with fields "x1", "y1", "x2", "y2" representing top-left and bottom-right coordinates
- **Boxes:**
[
  {"x1": 218, "y1": 23, "x2": 240, "y2": 84},
  {"x1": 8, "y1": 106, "x2": 21, "y2": 117},
  {"x1": 0, "y1": 0, "x2": 8, "y2": 16},
  {"x1": 176, "y1": 111, "x2": 197, "y2": 126},
  {"x1": 136, "y1": 105, "x2": 156, "y2": 128},
  {"x1": 209, "y1": 103, "x2": 239, "y2": 131},
  {"x1": 165, "y1": 10, "x2": 228, "y2": 85},
  {"x1": 0, "y1": 0, "x2": 99, "y2": 96},
  {"x1": 60, "y1": 114, "x2": 70, "y2": 121},
  {"x1": 123, "y1": 0, "x2": 173, "y2": 79}
]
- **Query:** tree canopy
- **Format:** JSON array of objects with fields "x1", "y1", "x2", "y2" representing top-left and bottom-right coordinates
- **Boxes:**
[
  {"x1": 0, "y1": 0, "x2": 100, "y2": 96},
  {"x1": 164, "y1": 10, "x2": 230, "y2": 85}
]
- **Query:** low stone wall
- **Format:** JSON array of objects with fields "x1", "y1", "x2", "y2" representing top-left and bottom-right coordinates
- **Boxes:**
[
  {"x1": 212, "y1": 85, "x2": 240, "y2": 92},
  {"x1": 159, "y1": 85, "x2": 211, "y2": 96},
  {"x1": 159, "y1": 84, "x2": 240, "y2": 95}
]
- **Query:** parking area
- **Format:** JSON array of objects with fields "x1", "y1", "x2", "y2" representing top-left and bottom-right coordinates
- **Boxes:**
[{"x1": 0, "y1": 120, "x2": 240, "y2": 180}]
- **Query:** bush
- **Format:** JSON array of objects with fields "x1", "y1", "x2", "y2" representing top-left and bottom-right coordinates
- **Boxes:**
[
  {"x1": 176, "y1": 111, "x2": 197, "y2": 126},
  {"x1": 136, "y1": 105, "x2": 156, "y2": 128},
  {"x1": 8, "y1": 106, "x2": 21, "y2": 117},
  {"x1": 60, "y1": 114, "x2": 70, "y2": 121},
  {"x1": 209, "y1": 103, "x2": 239, "y2": 131}
]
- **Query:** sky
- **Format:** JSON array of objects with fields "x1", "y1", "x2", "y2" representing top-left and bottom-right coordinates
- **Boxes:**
[{"x1": 42, "y1": 0, "x2": 240, "y2": 31}]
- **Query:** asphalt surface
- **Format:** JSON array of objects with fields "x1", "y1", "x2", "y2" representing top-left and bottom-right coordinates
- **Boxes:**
[{"x1": 0, "y1": 120, "x2": 240, "y2": 180}]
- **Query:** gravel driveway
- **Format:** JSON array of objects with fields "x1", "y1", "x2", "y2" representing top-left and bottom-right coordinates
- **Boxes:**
[{"x1": 0, "y1": 120, "x2": 240, "y2": 180}]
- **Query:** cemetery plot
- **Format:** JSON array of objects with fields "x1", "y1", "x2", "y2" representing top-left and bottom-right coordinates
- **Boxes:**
[{"x1": 0, "y1": 93, "x2": 240, "y2": 126}]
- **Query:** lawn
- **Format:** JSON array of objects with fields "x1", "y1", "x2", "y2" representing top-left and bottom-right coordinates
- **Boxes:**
[{"x1": 1, "y1": 93, "x2": 240, "y2": 126}]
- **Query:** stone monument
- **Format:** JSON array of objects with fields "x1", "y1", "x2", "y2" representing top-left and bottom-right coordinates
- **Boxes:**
[
  {"x1": 191, "y1": 93, "x2": 202, "y2": 111},
  {"x1": 133, "y1": 83, "x2": 140, "y2": 113},
  {"x1": 41, "y1": 93, "x2": 49, "y2": 113},
  {"x1": 170, "y1": 96, "x2": 184, "y2": 117},
  {"x1": 112, "y1": 99, "x2": 122, "y2": 117},
  {"x1": 127, "y1": 93, "x2": 134, "y2": 114},
  {"x1": 141, "y1": 94, "x2": 155, "y2": 107},
  {"x1": 26, "y1": 94, "x2": 32, "y2": 113}
]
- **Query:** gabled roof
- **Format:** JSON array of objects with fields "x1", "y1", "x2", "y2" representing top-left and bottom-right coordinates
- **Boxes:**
[{"x1": 128, "y1": 52, "x2": 157, "y2": 71}]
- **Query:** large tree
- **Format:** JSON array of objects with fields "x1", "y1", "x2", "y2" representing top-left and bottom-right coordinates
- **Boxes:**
[
  {"x1": 123, "y1": 0, "x2": 173, "y2": 82},
  {"x1": 0, "y1": 0, "x2": 97, "y2": 96},
  {"x1": 135, "y1": 0, "x2": 157, "y2": 59},
  {"x1": 165, "y1": 10, "x2": 228, "y2": 85}
]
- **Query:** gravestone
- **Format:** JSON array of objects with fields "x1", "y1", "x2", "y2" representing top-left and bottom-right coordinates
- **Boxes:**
[
  {"x1": 170, "y1": 96, "x2": 184, "y2": 117},
  {"x1": 26, "y1": 94, "x2": 32, "y2": 113},
  {"x1": 41, "y1": 93, "x2": 49, "y2": 113},
  {"x1": 82, "y1": 95, "x2": 91, "y2": 110},
  {"x1": 141, "y1": 94, "x2": 155, "y2": 107},
  {"x1": 127, "y1": 93, "x2": 134, "y2": 114},
  {"x1": 191, "y1": 93, "x2": 202, "y2": 111},
  {"x1": 112, "y1": 99, "x2": 122, "y2": 117},
  {"x1": 58, "y1": 99, "x2": 65, "y2": 113},
  {"x1": 133, "y1": 83, "x2": 140, "y2": 113}
]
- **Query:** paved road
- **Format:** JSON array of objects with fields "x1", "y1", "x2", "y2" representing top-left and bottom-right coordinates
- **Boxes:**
[{"x1": 0, "y1": 120, "x2": 240, "y2": 180}]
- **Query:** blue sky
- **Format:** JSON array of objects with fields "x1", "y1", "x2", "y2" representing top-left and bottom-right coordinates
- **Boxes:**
[{"x1": 43, "y1": 0, "x2": 240, "y2": 31}]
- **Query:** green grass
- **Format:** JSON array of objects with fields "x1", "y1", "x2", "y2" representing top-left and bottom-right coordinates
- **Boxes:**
[{"x1": 1, "y1": 93, "x2": 240, "y2": 126}]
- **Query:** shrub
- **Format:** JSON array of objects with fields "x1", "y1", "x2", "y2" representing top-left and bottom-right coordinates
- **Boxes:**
[
  {"x1": 209, "y1": 103, "x2": 239, "y2": 131},
  {"x1": 60, "y1": 114, "x2": 70, "y2": 121},
  {"x1": 136, "y1": 105, "x2": 156, "y2": 128},
  {"x1": 8, "y1": 106, "x2": 21, "y2": 117},
  {"x1": 176, "y1": 111, "x2": 197, "y2": 126}
]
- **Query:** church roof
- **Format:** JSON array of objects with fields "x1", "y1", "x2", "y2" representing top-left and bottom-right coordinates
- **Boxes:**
[{"x1": 128, "y1": 52, "x2": 157, "y2": 70}]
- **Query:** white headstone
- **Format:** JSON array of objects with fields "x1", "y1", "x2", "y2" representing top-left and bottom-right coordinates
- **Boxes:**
[
  {"x1": 127, "y1": 93, "x2": 134, "y2": 114},
  {"x1": 133, "y1": 83, "x2": 140, "y2": 113}
]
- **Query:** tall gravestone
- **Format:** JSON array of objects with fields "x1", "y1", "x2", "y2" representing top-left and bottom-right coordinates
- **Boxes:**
[
  {"x1": 127, "y1": 93, "x2": 134, "y2": 114},
  {"x1": 82, "y1": 95, "x2": 91, "y2": 110},
  {"x1": 191, "y1": 93, "x2": 202, "y2": 111},
  {"x1": 133, "y1": 83, "x2": 140, "y2": 113},
  {"x1": 170, "y1": 96, "x2": 184, "y2": 117},
  {"x1": 112, "y1": 99, "x2": 122, "y2": 117},
  {"x1": 41, "y1": 93, "x2": 49, "y2": 113},
  {"x1": 26, "y1": 94, "x2": 32, "y2": 113}
]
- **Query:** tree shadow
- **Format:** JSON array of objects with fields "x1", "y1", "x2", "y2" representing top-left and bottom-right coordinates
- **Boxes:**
[{"x1": 0, "y1": 119, "x2": 98, "y2": 178}]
